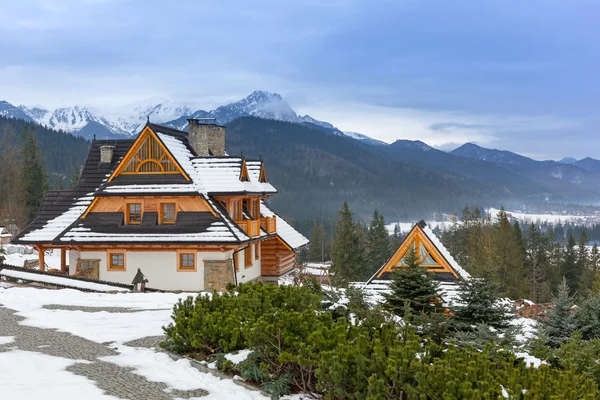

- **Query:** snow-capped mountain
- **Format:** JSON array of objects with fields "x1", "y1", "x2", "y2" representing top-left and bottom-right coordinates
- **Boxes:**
[{"x1": 2, "y1": 90, "x2": 383, "y2": 144}]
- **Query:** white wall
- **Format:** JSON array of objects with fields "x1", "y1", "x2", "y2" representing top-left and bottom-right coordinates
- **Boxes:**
[
  {"x1": 236, "y1": 243, "x2": 262, "y2": 284},
  {"x1": 77, "y1": 249, "x2": 235, "y2": 291},
  {"x1": 68, "y1": 249, "x2": 81, "y2": 275}
]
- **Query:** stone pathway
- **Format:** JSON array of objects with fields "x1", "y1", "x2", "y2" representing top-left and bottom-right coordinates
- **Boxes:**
[{"x1": 0, "y1": 306, "x2": 209, "y2": 399}]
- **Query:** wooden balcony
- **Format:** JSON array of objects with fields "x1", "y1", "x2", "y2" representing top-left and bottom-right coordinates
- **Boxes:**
[
  {"x1": 236, "y1": 219, "x2": 261, "y2": 238},
  {"x1": 260, "y1": 216, "x2": 277, "y2": 234}
]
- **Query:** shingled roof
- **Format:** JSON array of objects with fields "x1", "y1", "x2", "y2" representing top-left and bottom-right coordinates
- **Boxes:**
[{"x1": 12, "y1": 123, "x2": 303, "y2": 248}]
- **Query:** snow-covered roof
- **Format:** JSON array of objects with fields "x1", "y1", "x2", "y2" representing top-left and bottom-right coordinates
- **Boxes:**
[
  {"x1": 421, "y1": 224, "x2": 470, "y2": 280},
  {"x1": 100, "y1": 184, "x2": 197, "y2": 194},
  {"x1": 260, "y1": 201, "x2": 308, "y2": 250}
]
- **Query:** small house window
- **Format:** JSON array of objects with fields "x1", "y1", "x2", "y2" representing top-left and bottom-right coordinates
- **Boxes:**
[
  {"x1": 161, "y1": 203, "x2": 176, "y2": 224},
  {"x1": 244, "y1": 246, "x2": 252, "y2": 268},
  {"x1": 127, "y1": 203, "x2": 142, "y2": 224},
  {"x1": 109, "y1": 252, "x2": 125, "y2": 270},
  {"x1": 179, "y1": 253, "x2": 195, "y2": 271}
]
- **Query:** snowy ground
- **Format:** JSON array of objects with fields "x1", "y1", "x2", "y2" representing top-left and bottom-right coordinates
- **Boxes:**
[
  {"x1": 0, "y1": 285, "x2": 303, "y2": 399},
  {"x1": 3, "y1": 247, "x2": 63, "y2": 269}
]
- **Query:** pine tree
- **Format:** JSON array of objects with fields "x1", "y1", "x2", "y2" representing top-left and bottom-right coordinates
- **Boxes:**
[
  {"x1": 577, "y1": 231, "x2": 591, "y2": 293},
  {"x1": 367, "y1": 210, "x2": 391, "y2": 278},
  {"x1": 330, "y1": 202, "x2": 364, "y2": 284},
  {"x1": 543, "y1": 277, "x2": 577, "y2": 347},
  {"x1": 383, "y1": 248, "x2": 441, "y2": 315},
  {"x1": 492, "y1": 208, "x2": 527, "y2": 298},
  {"x1": 562, "y1": 234, "x2": 579, "y2": 295},
  {"x1": 390, "y1": 223, "x2": 403, "y2": 250},
  {"x1": 526, "y1": 223, "x2": 549, "y2": 303},
  {"x1": 21, "y1": 124, "x2": 48, "y2": 222},
  {"x1": 308, "y1": 222, "x2": 326, "y2": 262},
  {"x1": 450, "y1": 278, "x2": 513, "y2": 332},
  {"x1": 69, "y1": 165, "x2": 80, "y2": 189}
]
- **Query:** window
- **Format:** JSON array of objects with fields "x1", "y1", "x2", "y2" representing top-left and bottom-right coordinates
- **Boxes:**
[
  {"x1": 244, "y1": 246, "x2": 252, "y2": 268},
  {"x1": 178, "y1": 253, "x2": 195, "y2": 271},
  {"x1": 161, "y1": 203, "x2": 176, "y2": 224},
  {"x1": 108, "y1": 252, "x2": 125, "y2": 270},
  {"x1": 127, "y1": 203, "x2": 142, "y2": 224},
  {"x1": 231, "y1": 200, "x2": 242, "y2": 220},
  {"x1": 255, "y1": 243, "x2": 260, "y2": 260}
]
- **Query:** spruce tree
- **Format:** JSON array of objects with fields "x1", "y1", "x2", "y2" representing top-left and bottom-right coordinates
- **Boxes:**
[
  {"x1": 21, "y1": 125, "x2": 48, "y2": 222},
  {"x1": 367, "y1": 210, "x2": 391, "y2": 277},
  {"x1": 543, "y1": 277, "x2": 577, "y2": 347},
  {"x1": 308, "y1": 222, "x2": 325, "y2": 262},
  {"x1": 577, "y1": 232, "x2": 591, "y2": 292},
  {"x1": 383, "y1": 248, "x2": 441, "y2": 315},
  {"x1": 526, "y1": 223, "x2": 549, "y2": 303},
  {"x1": 492, "y1": 208, "x2": 526, "y2": 298},
  {"x1": 69, "y1": 165, "x2": 80, "y2": 189},
  {"x1": 450, "y1": 277, "x2": 513, "y2": 332},
  {"x1": 330, "y1": 202, "x2": 364, "y2": 284},
  {"x1": 562, "y1": 234, "x2": 579, "y2": 295}
]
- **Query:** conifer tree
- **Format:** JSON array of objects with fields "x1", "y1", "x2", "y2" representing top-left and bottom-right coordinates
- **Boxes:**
[
  {"x1": 577, "y1": 231, "x2": 591, "y2": 292},
  {"x1": 526, "y1": 223, "x2": 549, "y2": 303},
  {"x1": 69, "y1": 165, "x2": 80, "y2": 189},
  {"x1": 383, "y1": 248, "x2": 441, "y2": 315},
  {"x1": 450, "y1": 277, "x2": 513, "y2": 332},
  {"x1": 563, "y1": 234, "x2": 579, "y2": 295},
  {"x1": 367, "y1": 210, "x2": 391, "y2": 277},
  {"x1": 390, "y1": 223, "x2": 403, "y2": 250},
  {"x1": 21, "y1": 125, "x2": 48, "y2": 222},
  {"x1": 330, "y1": 202, "x2": 364, "y2": 284},
  {"x1": 492, "y1": 208, "x2": 526, "y2": 298},
  {"x1": 308, "y1": 222, "x2": 326, "y2": 262},
  {"x1": 543, "y1": 277, "x2": 577, "y2": 347}
]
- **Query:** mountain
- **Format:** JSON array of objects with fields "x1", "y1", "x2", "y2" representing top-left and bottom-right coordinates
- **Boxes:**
[
  {"x1": 0, "y1": 101, "x2": 34, "y2": 122},
  {"x1": 344, "y1": 132, "x2": 388, "y2": 147},
  {"x1": 451, "y1": 143, "x2": 600, "y2": 201},
  {"x1": 5, "y1": 90, "x2": 383, "y2": 144},
  {"x1": 559, "y1": 157, "x2": 578, "y2": 165},
  {"x1": 574, "y1": 157, "x2": 600, "y2": 173}
]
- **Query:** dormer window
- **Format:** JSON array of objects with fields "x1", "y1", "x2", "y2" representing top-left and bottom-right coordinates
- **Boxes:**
[
  {"x1": 240, "y1": 159, "x2": 250, "y2": 182},
  {"x1": 161, "y1": 203, "x2": 176, "y2": 224},
  {"x1": 127, "y1": 203, "x2": 142, "y2": 224}
]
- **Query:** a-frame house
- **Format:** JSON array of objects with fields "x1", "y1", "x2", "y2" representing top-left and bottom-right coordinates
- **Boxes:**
[
  {"x1": 365, "y1": 220, "x2": 469, "y2": 300},
  {"x1": 12, "y1": 119, "x2": 308, "y2": 291}
]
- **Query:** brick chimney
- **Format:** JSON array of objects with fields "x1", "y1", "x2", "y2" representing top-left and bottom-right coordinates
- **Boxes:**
[
  {"x1": 187, "y1": 118, "x2": 225, "y2": 156},
  {"x1": 99, "y1": 145, "x2": 114, "y2": 164}
]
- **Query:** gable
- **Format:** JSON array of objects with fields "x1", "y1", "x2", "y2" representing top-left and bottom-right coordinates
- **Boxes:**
[
  {"x1": 375, "y1": 223, "x2": 461, "y2": 279},
  {"x1": 108, "y1": 126, "x2": 190, "y2": 182},
  {"x1": 240, "y1": 159, "x2": 250, "y2": 182}
]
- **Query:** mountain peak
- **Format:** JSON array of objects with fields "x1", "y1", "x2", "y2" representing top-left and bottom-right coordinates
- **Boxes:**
[
  {"x1": 245, "y1": 90, "x2": 283, "y2": 102},
  {"x1": 390, "y1": 139, "x2": 433, "y2": 151}
]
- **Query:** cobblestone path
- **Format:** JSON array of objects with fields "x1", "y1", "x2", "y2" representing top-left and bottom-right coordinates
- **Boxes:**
[{"x1": 0, "y1": 306, "x2": 208, "y2": 399}]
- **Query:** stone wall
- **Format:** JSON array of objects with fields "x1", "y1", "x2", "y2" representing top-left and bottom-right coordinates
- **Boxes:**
[{"x1": 204, "y1": 259, "x2": 234, "y2": 291}]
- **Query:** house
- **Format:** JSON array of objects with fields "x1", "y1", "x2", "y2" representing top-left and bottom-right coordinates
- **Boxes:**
[
  {"x1": 0, "y1": 226, "x2": 11, "y2": 246},
  {"x1": 11, "y1": 119, "x2": 308, "y2": 291},
  {"x1": 364, "y1": 220, "x2": 469, "y2": 302}
]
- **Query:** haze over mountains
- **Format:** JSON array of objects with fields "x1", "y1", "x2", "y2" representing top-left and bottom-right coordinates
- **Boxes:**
[{"x1": 3, "y1": 90, "x2": 600, "y2": 220}]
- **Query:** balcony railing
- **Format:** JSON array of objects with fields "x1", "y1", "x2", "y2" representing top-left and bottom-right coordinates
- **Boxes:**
[
  {"x1": 260, "y1": 216, "x2": 277, "y2": 234},
  {"x1": 236, "y1": 219, "x2": 261, "y2": 238}
]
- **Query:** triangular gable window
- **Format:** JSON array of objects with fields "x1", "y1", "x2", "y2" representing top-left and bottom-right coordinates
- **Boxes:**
[
  {"x1": 122, "y1": 134, "x2": 179, "y2": 174},
  {"x1": 240, "y1": 159, "x2": 250, "y2": 182},
  {"x1": 419, "y1": 242, "x2": 439, "y2": 265}
]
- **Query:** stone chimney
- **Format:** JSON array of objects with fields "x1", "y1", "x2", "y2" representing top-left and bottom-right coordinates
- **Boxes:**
[
  {"x1": 99, "y1": 145, "x2": 115, "y2": 164},
  {"x1": 187, "y1": 118, "x2": 225, "y2": 156}
]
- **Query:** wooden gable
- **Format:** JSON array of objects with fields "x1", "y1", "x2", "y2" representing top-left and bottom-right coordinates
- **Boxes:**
[
  {"x1": 259, "y1": 162, "x2": 268, "y2": 183},
  {"x1": 375, "y1": 223, "x2": 459, "y2": 279},
  {"x1": 240, "y1": 159, "x2": 250, "y2": 182},
  {"x1": 108, "y1": 126, "x2": 190, "y2": 182}
]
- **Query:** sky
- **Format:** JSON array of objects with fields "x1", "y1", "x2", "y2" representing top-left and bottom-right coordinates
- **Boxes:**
[{"x1": 0, "y1": 0, "x2": 599, "y2": 159}]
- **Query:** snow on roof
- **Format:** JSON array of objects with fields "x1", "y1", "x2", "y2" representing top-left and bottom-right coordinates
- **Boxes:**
[
  {"x1": 422, "y1": 224, "x2": 470, "y2": 279},
  {"x1": 260, "y1": 201, "x2": 309, "y2": 250},
  {"x1": 19, "y1": 196, "x2": 96, "y2": 242},
  {"x1": 59, "y1": 225, "x2": 239, "y2": 243},
  {"x1": 0, "y1": 269, "x2": 129, "y2": 292},
  {"x1": 156, "y1": 132, "x2": 247, "y2": 241},
  {"x1": 192, "y1": 158, "x2": 276, "y2": 194},
  {"x1": 101, "y1": 184, "x2": 197, "y2": 194}
]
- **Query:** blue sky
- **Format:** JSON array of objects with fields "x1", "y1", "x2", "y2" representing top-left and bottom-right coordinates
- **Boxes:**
[{"x1": 1, "y1": 0, "x2": 598, "y2": 159}]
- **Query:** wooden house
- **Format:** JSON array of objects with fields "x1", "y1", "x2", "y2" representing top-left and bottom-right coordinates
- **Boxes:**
[
  {"x1": 364, "y1": 220, "x2": 469, "y2": 301},
  {"x1": 11, "y1": 119, "x2": 308, "y2": 291}
]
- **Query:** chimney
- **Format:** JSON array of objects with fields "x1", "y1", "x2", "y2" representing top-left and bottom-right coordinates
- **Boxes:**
[
  {"x1": 187, "y1": 118, "x2": 225, "y2": 156},
  {"x1": 99, "y1": 145, "x2": 115, "y2": 164}
]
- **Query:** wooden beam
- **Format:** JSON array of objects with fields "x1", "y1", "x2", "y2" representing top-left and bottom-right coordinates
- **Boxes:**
[
  {"x1": 60, "y1": 248, "x2": 67, "y2": 273},
  {"x1": 38, "y1": 246, "x2": 45, "y2": 271}
]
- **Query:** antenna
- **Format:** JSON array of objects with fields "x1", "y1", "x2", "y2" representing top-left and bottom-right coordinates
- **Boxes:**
[{"x1": 147, "y1": 115, "x2": 150, "y2": 123}]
